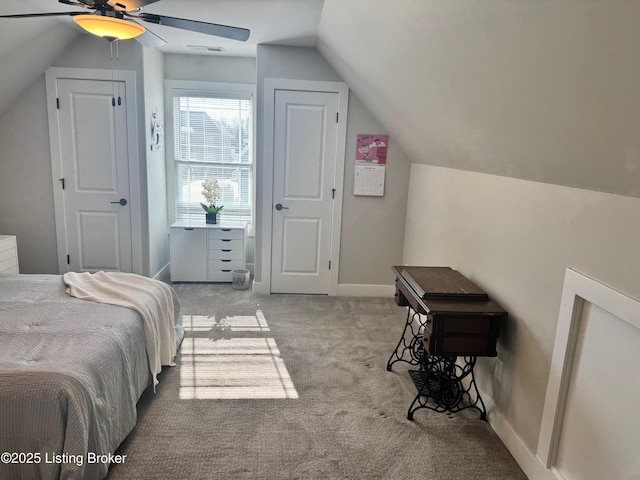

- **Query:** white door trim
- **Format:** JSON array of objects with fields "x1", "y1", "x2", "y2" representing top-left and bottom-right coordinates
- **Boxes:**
[
  {"x1": 45, "y1": 67, "x2": 143, "y2": 274},
  {"x1": 536, "y1": 268, "x2": 640, "y2": 472},
  {"x1": 259, "y1": 78, "x2": 348, "y2": 295}
]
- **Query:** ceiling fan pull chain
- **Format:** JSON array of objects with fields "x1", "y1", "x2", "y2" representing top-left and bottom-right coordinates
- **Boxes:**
[
  {"x1": 110, "y1": 41, "x2": 116, "y2": 107},
  {"x1": 115, "y1": 40, "x2": 122, "y2": 106}
]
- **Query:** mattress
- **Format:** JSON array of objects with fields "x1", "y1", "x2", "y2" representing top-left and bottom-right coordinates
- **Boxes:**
[{"x1": 0, "y1": 274, "x2": 180, "y2": 480}]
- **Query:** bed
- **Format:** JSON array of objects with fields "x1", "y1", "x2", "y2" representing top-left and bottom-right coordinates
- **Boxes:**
[{"x1": 0, "y1": 273, "x2": 182, "y2": 480}]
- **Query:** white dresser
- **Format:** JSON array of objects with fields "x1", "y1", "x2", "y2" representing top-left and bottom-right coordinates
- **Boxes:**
[
  {"x1": 170, "y1": 222, "x2": 246, "y2": 282},
  {"x1": 0, "y1": 235, "x2": 19, "y2": 274}
]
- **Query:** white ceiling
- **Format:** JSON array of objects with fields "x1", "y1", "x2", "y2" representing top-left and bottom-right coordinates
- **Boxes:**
[{"x1": 4, "y1": 0, "x2": 325, "y2": 57}]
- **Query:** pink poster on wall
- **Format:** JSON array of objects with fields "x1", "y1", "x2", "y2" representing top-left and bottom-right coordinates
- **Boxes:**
[{"x1": 356, "y1": 134, "x2": 388, "y2": 164}]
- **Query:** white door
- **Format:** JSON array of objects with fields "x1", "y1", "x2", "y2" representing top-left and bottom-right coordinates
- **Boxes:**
[
  {"x1": 270, "y1": 90, "x2": 339, "y2": 294},
  {"x1": 53, "y1": 77, "x2": 133, "y2": 272}
]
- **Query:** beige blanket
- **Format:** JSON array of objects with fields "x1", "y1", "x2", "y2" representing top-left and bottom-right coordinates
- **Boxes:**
[{"x1": 63, "y1": 271, "x2": 177, "y2": 389}]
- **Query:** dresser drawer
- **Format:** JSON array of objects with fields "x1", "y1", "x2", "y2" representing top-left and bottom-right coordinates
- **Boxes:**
[
  {"x1": 209, "y1": 259, "x2": 243, "y2": 272},
  {"x1": 441, "y1": 316, "x2": 491, "y2": 335},
  {"x1": 208, "y1": 238, "x2": 243, "y2": 250},
  {"x1": 208, "y1": 268, "x2": 235, "y2": 282},
  {"x1": 208, "y1": 248, "x2": 243, "y2": 260},
  {"x1": 169, "y1": 222, "x2": 246, "y2": 283},
  {"x1": 438, "y1": 336, "x2": 494, "y2": 357},
  {"x1": 423, "y1": 317, "x2": 499, "y2": 357},
  {"x1": 207, "y1": 228, "x2": 244, "y2": 240}
]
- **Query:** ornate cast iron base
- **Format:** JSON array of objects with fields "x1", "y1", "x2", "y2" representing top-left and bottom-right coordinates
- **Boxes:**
[
  {"x1": 386, "y1": 307, "x2": 426, "y2": 371},
  {"x1": 407, "y1": 354, "x2": 487, "y2": 421}
]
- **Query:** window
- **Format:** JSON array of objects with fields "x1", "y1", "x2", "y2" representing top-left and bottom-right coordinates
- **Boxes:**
[{"x1": 171, "y1": 88, "x2": 253, "y2": 224}]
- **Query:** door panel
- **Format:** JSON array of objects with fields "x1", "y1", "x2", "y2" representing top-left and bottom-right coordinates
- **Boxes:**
[
  {"x1": 281, "y1": 217, "x2": 321, "y2": 274},
  {"x1": 78, "y1": 211, "x2": 121, "y2": 270},
  {"x1": 56, "y1": 78, "x2": 133, "y2": 272},
  {"x1": 284, "y1": 105, "x2": 325, "y2": 199},
  {"x1": 271, "y1": 90, "x2": 338, "y2": 294}
]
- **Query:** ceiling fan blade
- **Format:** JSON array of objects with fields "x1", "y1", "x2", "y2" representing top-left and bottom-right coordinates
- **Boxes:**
[
  {"x1": 135, "y1": 13, "x2": 250, "y2": 42},
  {"x1": 58, "y1": 0, "x2": 93, "y2": 8},
  {"x1": 0, "y1": 12, "x2": 83, "y2": 18},
  {"x1": 108, "y1": 0, "x2": 161, "y2": 10},
  {"x1": 135, "y1": 26, "x2": 167, "y2": 48}
]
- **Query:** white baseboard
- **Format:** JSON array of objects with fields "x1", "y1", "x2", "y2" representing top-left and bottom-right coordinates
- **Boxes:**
[
  {"x1": 244, "y1": 262, "x2": 254, "y2": 276},
  {"x1": 479, "y1": 386, "x2": 556, "y2": 480},
  {"x1": 336, "y1": 284, "x2": 395, "y2": 297},
  {"x1": 252, "y1": 281, "x2": 268, "y2": 295},
  {"x1": 153, "y1": 263, "x2": 170, "y2": 283},
  {"x1": 251, "y1": 282, "x2": 394, "y2": 297}
]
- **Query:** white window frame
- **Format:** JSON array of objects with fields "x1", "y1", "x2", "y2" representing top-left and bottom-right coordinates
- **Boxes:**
[{"x1": 164, "y1": 80, "x2": 256, "y2": 230}]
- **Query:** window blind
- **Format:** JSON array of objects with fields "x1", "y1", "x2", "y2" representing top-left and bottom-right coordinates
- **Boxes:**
[{"x1": 173, "y1": 92, "x2": 253, "y2": 223}]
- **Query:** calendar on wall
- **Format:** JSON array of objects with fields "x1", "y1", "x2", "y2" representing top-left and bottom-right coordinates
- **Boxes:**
[{"x1": 353, "y1": 134, "x2": 388, "y2": 196}]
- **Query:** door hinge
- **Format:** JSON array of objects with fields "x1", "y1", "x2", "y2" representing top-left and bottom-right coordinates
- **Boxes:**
[
  {"x1": 336, "y1": 112, "x2": 339, "y2": 123},
  {"x1": 56, "y1": 98, "x2": 60, "y2": 109},
  {"x1": 66, "y1": 254, "x2": 70, "y2": 265},
  {"x1": 329, "y1": 260, "x2": 332, "y2": 270},
  {"x1": 59, "y1": 178, "x2": 65, "y2": 190},
  {"x1": 332, "y1": 188, "x2": 336, "y2": 199}
]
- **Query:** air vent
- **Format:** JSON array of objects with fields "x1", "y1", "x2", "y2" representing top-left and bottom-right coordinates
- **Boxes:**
[{"x1": 187, "y1": 45, "x2": 225, "y2": 53}]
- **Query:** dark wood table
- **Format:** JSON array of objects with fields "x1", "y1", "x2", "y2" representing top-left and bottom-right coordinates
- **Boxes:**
[{"x1": 388, "y1": 266, "x2": 507, "y2": 420}]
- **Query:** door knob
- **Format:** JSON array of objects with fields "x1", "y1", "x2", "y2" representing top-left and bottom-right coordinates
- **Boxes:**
[
  {"x1": 111, "y1": 198, "x2": 128, "y2": 206},
  {"x1": 275, "y1": 203, "x2": 289, "y2": 211}
]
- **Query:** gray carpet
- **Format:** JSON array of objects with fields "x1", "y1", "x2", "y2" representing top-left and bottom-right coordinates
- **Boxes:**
[{"x1": 106, "y1": 283, "x2": 527, "y2": 480}]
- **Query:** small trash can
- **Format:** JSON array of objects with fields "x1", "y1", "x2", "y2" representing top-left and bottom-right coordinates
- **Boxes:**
[{"x1": 232, "y1": 269, "x2": 251, "y2": 290}]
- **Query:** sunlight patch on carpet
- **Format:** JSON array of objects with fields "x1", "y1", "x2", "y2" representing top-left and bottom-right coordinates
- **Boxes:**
[
  {"x1": 179, "y1": 311, "x2": 298, "y2": 400},
  {"x1": 182, "y1": 311, "x2": 270, "y2": 333}
]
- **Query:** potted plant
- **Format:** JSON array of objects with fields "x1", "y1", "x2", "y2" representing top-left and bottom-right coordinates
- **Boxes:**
[{"x1": 200, "y1": 179, "x2": 224, "y2": 224}]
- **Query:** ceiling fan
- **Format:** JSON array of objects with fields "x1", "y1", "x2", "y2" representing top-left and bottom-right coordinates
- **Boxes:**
[{"x1": 0, "y1": 0, "x2": 250, "y2": 46}]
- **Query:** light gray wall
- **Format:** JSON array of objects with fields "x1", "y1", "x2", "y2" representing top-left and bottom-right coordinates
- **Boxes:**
[
  {"x1": 404, "y1": 165, "x2": 640, "y2": 469},
  {"x1": 255, "y1": 44, "x2": 410, "y2": 287},
  {"x1": 340, "y1": 92, "x2": 410, "y2": 285},
  {"x1": 0, "y1": 18, "x2": 78, "y2": 118},
  {"x1": 164, "y1": 53, "x2": 256, "y2": 84},
  {"x1": 0, "y1": 75, "x2": 59, "y2": 273},
  {"x1": 0, "y1": 19, "x2": 79, "y2": 273},
  {"x1": 143, "y1": 48, "x2": 169, "y2": 279}
]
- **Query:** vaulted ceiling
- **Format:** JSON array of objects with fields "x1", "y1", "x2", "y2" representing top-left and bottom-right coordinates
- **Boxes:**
[
  {"x1": 1, "y1": 0, "x2": 640, "y2": 197},
  {"x1": 1, "y1": 0, "x2": 324, "y2": 57}
]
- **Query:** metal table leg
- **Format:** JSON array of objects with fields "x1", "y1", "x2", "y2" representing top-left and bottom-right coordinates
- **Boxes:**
[
  {"x1": 386, "y1": 306, "x2": 426, "y2": 371},
  {"x1": 407, "y1": 354, "x2": 487, "y2": 421}
]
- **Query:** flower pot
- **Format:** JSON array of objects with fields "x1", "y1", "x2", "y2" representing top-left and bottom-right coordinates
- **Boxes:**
[{"x1": 205, "y1": 213, "x2": 218, "y2": 224}]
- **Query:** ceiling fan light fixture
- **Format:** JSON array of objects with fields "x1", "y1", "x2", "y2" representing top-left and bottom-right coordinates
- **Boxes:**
[{"x1": 73, "y1": 14, "x2": 146, "y2": 41}]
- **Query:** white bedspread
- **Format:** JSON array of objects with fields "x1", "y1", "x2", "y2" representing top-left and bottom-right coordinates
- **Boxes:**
[{"x1": 63, "y1": 271, "x2": 177, "y2": 389}]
